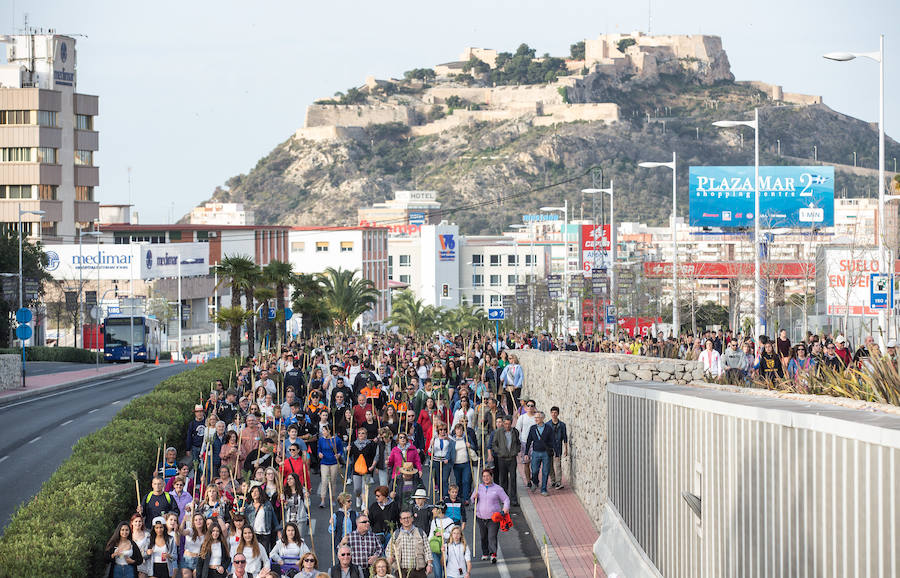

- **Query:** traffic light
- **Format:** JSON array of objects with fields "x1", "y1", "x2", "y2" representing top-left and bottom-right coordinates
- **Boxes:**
[{"x1": 441, "y1": 284, "x2": 450, "y2": 298}]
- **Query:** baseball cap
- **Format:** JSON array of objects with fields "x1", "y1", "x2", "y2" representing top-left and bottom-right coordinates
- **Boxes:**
[
  {"x1": 151, "y1": 516, "x2": 165, "y2": 526},
  {"x1": 836, "y1": 336, "x2": 847, "y2": 344},
  {"x1": 193, "y1": 404, "x2": 203, "y2": 412},
  {"x1": 888, "y1": 340, "x2": 897, "y2": 348}
]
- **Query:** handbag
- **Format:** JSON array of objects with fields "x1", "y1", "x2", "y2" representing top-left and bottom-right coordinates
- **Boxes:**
[{"x1": 429, "y1": 528, "x2": 444, "y2": 554}]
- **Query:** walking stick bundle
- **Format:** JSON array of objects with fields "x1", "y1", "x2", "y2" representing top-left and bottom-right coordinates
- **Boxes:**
[{"x1": 131, "y1": 471, "x2": 141, "y2": 510}]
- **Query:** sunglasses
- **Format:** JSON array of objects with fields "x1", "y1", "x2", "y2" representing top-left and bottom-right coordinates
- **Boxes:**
[{"x1": 234, "y1": 560, "x2": 247, "y2": 564}]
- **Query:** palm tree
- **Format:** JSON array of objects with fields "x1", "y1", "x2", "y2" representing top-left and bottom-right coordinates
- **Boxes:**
[
  {"x1": 214, "y1": 255, "x2": 258, "y2": 359},
  {"x1": 264, "y1": 260, "x2": 295, "y2": 343},
  {"x1": 214, "y1": 307, "x2": 253, "y2": 358},
  {"x1": 291, "y1": 273, "x2": 331, "y2": 335},
  {"x1": 254, "y1": 285, "x2": 276, "y2": 352},
  {"x1": 319, "y1": 267, "x2": 379, "y2": 331},
  {"x1": 243, "y1": 265, "x2": 262, "y2": 357},
  {"x1": 388, "y1": 290, "x2": 442, "y2": 335}
]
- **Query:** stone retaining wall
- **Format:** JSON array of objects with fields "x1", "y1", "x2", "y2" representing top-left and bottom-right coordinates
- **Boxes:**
[
  {"x1": 0, "y1": 354, "x2": 22, "y2": 390},
  {"x1": 516, "y1": 350, "x2": 701, "y2": 530}
]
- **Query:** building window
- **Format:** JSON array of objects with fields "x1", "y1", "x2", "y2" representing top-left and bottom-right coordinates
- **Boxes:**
[
  {"x1": 197, "y1": 231, "x2": 209, "y2": 243},
  {"x1": 399, "y1": 254, "x2": 411, "y2": 267},
  {"x1": 36, "y1": 147, "x2": 57, "y2": 164},
  {"x1": 169, "y1": 231, "x2": 182, "y2": 241},
  {"x1": 489, "y1": 254, "x2": 501, "y2": 267},
  {"x1": 38, "y1": 185, "x2": 57, "y2": 200},
  {"x1": 0, "y1": 110, "x2": 30, "y2": 125},
  {"x1": 472, "y1": 274, "x2": 484, "y2": 287},
  {"x1": 472, "y1": 294, "x2": 484, "y2": 306},
  {"x1": 341, "y1": 241, "x2": 354, "y2": 252},
  {"x1": 388, "y1": 255, "x2": 393, "y2": 279},
  {"x1": 472, "y1": 254, "x2": 483, "y2": 267},
  {"x1": 489, "y1": 274, "x2": 501, "y2": 287},
  {"x1": 1, "y1": 147, "x2": 31, "y2": 162},
  {"x1": 399, "y1": 274, "x2": 410, "y2": 284},
  {"x1": 490, "y1": 294, "x2": 503, "y2": 307},
  {"x1": 316, "y1": 242, "x2": 329, "y2": 252},
  {"x1": 75, "y1": 114, "x2": 93, "y2": 130},
  {"x1": 291, "y1": 242, "x2": 305, "y2": 252},
  {"x1": 76, "y1": 186, "x2": 94, "y2": 201},
  {"x1": 37, "y1": 111, "x2": 57, "y2": 127},
  {"x1": 75, "y1": 150, "x2": 93, "y2": 166},
  {"x1": 508, "y1": 274, "x2": 518, "y2": 285},
  {"x1": 0, "y1": 185, "x2": 34, "y2": 199},
  {"x1": 525, "y1": 254, "x2": 536, "y2": 266},
  {"x1": 507, "y1": 254, "x2": 518, "y2": 266}
]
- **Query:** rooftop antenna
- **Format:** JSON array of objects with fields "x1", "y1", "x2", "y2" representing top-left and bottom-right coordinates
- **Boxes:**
[{"x1": 648, "y1": 0, "x2": 652, "y2": 35}]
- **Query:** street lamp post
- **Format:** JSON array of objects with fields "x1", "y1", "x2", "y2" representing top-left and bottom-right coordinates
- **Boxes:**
[
  {"x1": 17, "y1": 205, "x2": 46, "y2": 388},
  {"x1": 540, "y1": 200, "x2": 569, "y2": 336},
  {"x1": 583, "y1": 181, "x2": 615, "y2": 337},
  {"x1": 714, "y1": 110, "x2": 762, "y2": 339},
  {"x1": 639, "y1": 153, "x2": 679, "y2": 336},
  {"x1": 825, "y1": 35, "x2": 893, "y2": 343}
]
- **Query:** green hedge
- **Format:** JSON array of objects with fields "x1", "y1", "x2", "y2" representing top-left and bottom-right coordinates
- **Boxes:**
[
  {"x1": 0, "y1": 346, "x2": 97, "y2": 363},
  {"x1": 0, "y1": 357, "x2": 235, "y2": 577}
]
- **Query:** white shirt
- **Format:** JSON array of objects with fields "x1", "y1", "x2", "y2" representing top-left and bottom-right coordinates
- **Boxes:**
[
  {"x1": 701, "y1": 349, "x2": 722, "y2": 377},
  {"x1": 444, "y1": 542, "x2": 471, "y2": 576},
  {"x1": 516, "y1": 413, "x2": 537, "y2": 443}
]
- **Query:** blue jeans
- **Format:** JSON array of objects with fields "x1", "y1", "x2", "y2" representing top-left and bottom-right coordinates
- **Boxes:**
[
  {"x1": 432, "y1": 551, "x2": 444, "y2": 578},
  {"x1": 111, "y1": 565, "x2": 135, "y2": 578},
  {"x1": 530, "y1": 450, "x2": 551, "y2": 492},
  {"x1": 452, "y1": 462, "x2": 472, "y2": 502}
]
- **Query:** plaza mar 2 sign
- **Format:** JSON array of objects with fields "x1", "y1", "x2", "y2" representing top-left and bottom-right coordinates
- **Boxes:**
[
  {"x1": 689, "y1": 166, "x2": 835, "y2": 228},
  {"x1": 821, "y1": 248, "x2": 887, "y2": 317}
]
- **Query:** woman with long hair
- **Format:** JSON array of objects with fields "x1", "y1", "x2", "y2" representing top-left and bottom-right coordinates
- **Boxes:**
[
  {"x1": 282, "y1": 472, "x2": 310, "y2": 537},
  {"x1": 235, "y1": 525, "x2": 271, "y2": 576},
  {"x1": 418, "y1": 397, "x2": 437, "y2": 451},
  {"x1": 219, "y1": 431, "x2": 240, "y2": 479},
  {"x1": 295, "y1": 552, "x2": 321, "y2": 578},
  {"x1": 316, "y1": 424, "x2": 344, "y2": 509},
  {"x1": 197, "y1": 485, "x2": 230, "y2": 533},
  {"x1": 129, "y1": 513, "x2": 152, "y2": 578},
  {"x1": 178, "y1": 512, "x2": 205, "y2": 577},
  {"x1": 105, "y1": 520, "x2": 143, "y2": 578},
  {"x1": 145, "y1": 517, "x2": 177, "y2": 578},
  {"x1": 243, "y1": 484, "x2": 278, "y2": 553},
  {"x1": 442, "y1": 525, "x2": 471, "y2": 578},
  {"x1": 269, "y1": 521, "x2": 310, "y2": 575},
  {"x1": 381, "y1": 405, "x2": 400, "y2": 436},
  {"x1": 196, "y1": 523, "x2": 230, "y2": 578},
  {"x1": 373, "y1": 426, "x2": 395, "y2": 488}
]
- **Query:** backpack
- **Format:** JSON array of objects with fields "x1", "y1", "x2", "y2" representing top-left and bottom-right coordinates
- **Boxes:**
[{"x1": 144, "y1": 491, "x2": 172, "y2": 505}]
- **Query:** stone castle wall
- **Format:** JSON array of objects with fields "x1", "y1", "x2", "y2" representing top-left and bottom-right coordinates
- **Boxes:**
[
  {"x1": 305, "y1": 104, "x2": 413, "y2": 128},
  {"x1": 515, "y1": 350, "x2": 702, "y2": 529},
  {"x1": 740, "y1": 81, "x2": 823, "y2": 105},
  {"x1": 0, "y1": 354, "x2": 22, "y2": 390}
]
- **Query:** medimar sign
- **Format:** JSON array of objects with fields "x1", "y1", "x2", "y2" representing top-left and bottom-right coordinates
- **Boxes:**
[{"x1": 689, "y1": 166, "x2": 834, "y2": 228}]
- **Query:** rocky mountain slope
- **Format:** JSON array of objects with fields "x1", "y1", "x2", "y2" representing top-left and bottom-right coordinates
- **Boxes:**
[{"x1": 201, "y1": 71, "x2": 900, "y2": 235}]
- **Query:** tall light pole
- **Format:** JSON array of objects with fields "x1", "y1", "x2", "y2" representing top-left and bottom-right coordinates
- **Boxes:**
[
  {"x1": 541, "y1": 200, "x2": 569, "y2": 336},
  {"x1": 17, "y1": 205, "x2": 45, "y2": 389},
  {"x1": 583, "y1": 181, "x2": 615, "y2": 337},
  {"x1": 825, "y1": 35, "x2": 893, "y2": 343},
  {"x1": 639, "y1": 152, "x2": 679, "y2": 336},
  {"x1": 78, "y1": 228, "x2": 102, "y2": 351},
  {"x1": 714, "y1": 110, "x2": 761, "y2": 340}
]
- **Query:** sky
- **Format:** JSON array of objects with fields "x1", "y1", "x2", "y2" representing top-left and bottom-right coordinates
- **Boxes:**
[{"x1": 3, "y1": 0, "x2": 898, "y2": 223}]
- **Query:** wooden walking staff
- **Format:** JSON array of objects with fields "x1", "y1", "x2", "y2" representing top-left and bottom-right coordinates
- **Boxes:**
[
  {"x1": 328, "y1": 480, "x2": 335, "y2": 566},
  {"x1": 154, "y1": 436, "x2": 162, "y2": 478},
  {"x1": 342, "y1": 411, "x2": 355, "y2": 486},
  {"x1": 131, "y1": 471, "x2": 141, "y2": 510}
]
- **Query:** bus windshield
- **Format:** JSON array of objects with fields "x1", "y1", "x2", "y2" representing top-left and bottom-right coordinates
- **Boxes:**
[{"x1": 105, "y1": 320, "x2": 145, "y2": 347}]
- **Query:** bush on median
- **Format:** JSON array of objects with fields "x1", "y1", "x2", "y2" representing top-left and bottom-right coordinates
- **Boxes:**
[
  {"x1": 0, "y1": 357, "x2": 235, "y2": 577},
  {"x1": 0, "y1": 346, "x2": 97, "y2": 363}
]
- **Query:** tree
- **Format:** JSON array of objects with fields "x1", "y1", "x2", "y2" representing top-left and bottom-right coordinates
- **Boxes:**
[
  {"x1": 570, "y1": 41, "x2": 585, "y2": 61},
  {"x1": 403, "y1": 68, "x2": 435, "y2": 81},
  {"x1": 319, "y1": 267, "x2": 379, "y2": 331},
  {"x1": 291, "y1": 273, "x2": 331, "y2": 335},
  {"x1": 243, "y1": 265, "x2": 262, "y2": 357},
  {"x1": 0, "y1": 231, "x2": 49, "y2": 348},
  {"x1": 254, "y1": 285, "x2": 276, "y2": 352},
  {"x1": 214, "y1": 307, "x2": 253, "y2": 358},
  {"x1": 462, "y1": 57, "x2": 490, "y2": 75},
  {"x1": 214, "y1": 255, "x2": 258, "y2": 360},
  {"x1": 388, "y1": 290, "x2": 441, "y2": 335},
  {"x1": 616, "y1": 38, "x2": 636, "y2": 53},
  {"x1": 264, "y1": 259, "x2": 295, "y2": 343}
]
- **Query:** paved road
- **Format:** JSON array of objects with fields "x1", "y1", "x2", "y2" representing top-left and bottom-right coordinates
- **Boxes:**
[
  {"x1": 0, "y1": 364, "x2": 188, "y2": 531},
  {"x1": 301, "y1": 470, "x2": 547, "y2": 577},
  {"x1": 25, "y1": 361, "x2": 100, "y2": 376}
]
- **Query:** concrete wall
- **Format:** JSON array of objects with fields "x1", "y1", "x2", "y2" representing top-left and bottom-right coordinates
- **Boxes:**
[
  {"x1": 516, "y1": 350, "x2": 703, "y2": 529},
  {"x1": 0, "y1": 354, "x2": 22, "y2": 390}
]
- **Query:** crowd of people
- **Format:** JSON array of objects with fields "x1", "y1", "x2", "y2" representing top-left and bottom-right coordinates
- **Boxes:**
[{"x1": 105, "y1": 331, "x2": 571, "y2": 578}]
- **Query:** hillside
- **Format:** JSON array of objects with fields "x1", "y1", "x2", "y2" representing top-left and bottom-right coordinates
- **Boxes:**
[{"x1": 199, "y1": 41, "x2": 900, "y2": 234}]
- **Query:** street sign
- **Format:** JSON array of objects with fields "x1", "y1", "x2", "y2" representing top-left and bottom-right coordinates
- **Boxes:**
[
  {"x1": 606, "y1": 306, "x2": 616, "y2": 325},
  {"x1": 488, "y1": 308, "x2": 505, "y2": 321},
  {"x1": 89, "y1": 305, "x2": 100, "y2": 321},
  {"x1": 547, "y1": 274, "x2": 561, "y2": 298},
  {"x1": 1, "y1": 278, "x2": 16, "y2": 303},
  {"x1": 15, "y1": 307, "x2": 32, "y2": 324},
  {"x1": 23, "y1": 278, "x2": 39, "y2": 301},
  {"x1": 871, "y1": 273, "x2": 893, "y2": 309},
  {"x1": 284, "y1": 307, "x2": 293, "y2": 321},
  {"x1": 268, "y1": 307, "x2": 276, "y2": 320},
  {"x1": 15, "y1": 324, "x2": 32, "y2": 340},
  {"x1": 108, "y1": 306, "x2": 121, "y2": 315}
]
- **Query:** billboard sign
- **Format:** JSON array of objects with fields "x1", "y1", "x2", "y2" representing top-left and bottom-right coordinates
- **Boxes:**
[
  {"x1": 822, "y1": 248, "x2": 884, "y2": 317},
  {"x1": 44, "y1": 244, "x2": 138, "y2": 280},
  {"x1": 408, "y1": 211, "x2": 426, "y2": 225},
  {"x1": 140, "y1": 242, "x2": 210, "y2": 279},
  {"x1": 438, "y1": 234, "x2": 456, "y2": 262},
  {"x1": 689, "y1": 166, "x2": 834, "y2": 228},
  {"x1": 870, "y1": 273, "x2": 893, "y2": 310},
  {"x1": 581, "y1": 224, "x2": 611, "y2": 276}
]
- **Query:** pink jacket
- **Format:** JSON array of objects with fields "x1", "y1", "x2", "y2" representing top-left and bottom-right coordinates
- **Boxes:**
[{"x1": 387, "y1": 444, "x2": 422, "y2": 478}]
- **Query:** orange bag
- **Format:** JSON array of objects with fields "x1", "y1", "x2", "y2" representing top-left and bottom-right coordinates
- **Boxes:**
[{"x1": 354, "y1": 454, "x2": 368, "y2": 476}]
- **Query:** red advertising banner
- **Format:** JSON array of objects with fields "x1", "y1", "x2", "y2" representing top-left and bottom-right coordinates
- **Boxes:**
[
  {"x1": 581, "y1": 224, "x2": 611, "y2": 276},
  {"x1": 617, "y1": 316, "x2": 663, "y2": 338},
  {"x1": 642, "y1": 261, "x2": 816, "y2": 279}
]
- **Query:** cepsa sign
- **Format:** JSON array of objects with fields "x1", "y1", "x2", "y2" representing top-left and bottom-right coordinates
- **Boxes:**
[
  {"x1": 581, "y1": 224, "x2": 611, "y2": 276},
  {"x1": 823, "y1": 249, "x2": 885, "y2": 317}
]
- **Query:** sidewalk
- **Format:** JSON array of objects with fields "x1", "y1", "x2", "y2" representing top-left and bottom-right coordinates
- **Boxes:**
[
  {"x1": 0, "y1": 362, "x2": 147, "y2": 404},
  {"x1": 517, "y1": 466, "x2": 603, "y2": 578}
]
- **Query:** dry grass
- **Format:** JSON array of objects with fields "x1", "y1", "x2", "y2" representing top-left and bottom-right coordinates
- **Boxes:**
[{"x1": 754, "y1": 357, "x2": 900, "y2": 406}]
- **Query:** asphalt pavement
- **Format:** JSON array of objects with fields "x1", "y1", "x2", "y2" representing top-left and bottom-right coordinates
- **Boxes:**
[
  {"x1": 24, "y1": 361, "x2": 101, "y2": 376},
  {"x1": 0, "y1": 363, "x2": 189, "y2": 531}
]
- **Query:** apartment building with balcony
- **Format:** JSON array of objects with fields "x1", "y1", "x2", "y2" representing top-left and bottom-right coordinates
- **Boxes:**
[{"x1": 0, "y1": 32, "x2": 99, "y2": 241}]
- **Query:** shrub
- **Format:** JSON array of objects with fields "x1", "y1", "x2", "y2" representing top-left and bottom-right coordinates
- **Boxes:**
[
  {"x1": 0, "y1": 346, "x2": 96, "y2": 363},
  {"x1": 0, "y1": 357, "x2": 235, "y2": 577}
]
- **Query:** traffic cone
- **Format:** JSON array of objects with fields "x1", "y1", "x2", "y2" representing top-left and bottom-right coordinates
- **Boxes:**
[
  {"x1": 170, "y1": 355, "x2": 175, "y2": 364},
  {"x1": 154, "y1": 356, "x2": 159, "y2": 365}
]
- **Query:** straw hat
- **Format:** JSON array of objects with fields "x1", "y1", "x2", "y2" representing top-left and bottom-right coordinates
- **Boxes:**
[{"x1": 399, "y1": 461, "x2": 418, "y2": 476}]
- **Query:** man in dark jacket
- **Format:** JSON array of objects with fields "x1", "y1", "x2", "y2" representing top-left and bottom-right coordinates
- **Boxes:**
[
  {"x1": 185, "y1": 405, "x2": 206, "y2": 465},
  {"x1": 329, "y1": 545, "x2": 364, "y2": 578},
  {"x1": 140, "y1": 475, "x2": 179, "y2": 529},
  {"x1": 525, "y1": 411, "x2": 555, "y2": 496},
  {"x1": 547, "y1": 406, "x2": 568, "y2": 490},
  {"x1": 490, "y1": 415, "x2": 521, "y2": 506},
  {"x1": 218, "y1": 389, "x2": 239, "y2": 425}
]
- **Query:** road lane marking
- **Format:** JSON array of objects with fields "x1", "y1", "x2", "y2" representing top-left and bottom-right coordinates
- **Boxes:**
[
  {"x1": 111, "y1": 400, "x2": 121, "y2": 405},
  {"x1": 60, "y1": 419, "x2": 74, "y2": 427},
  {"x1": 88, "y1": 408, "x2": 100, "y2": 414},
  {"x1": 27, "y1": 436, "x2": 41, "y2": 444},
  {"x1": 496, "y1": 544, "x2": 512, "y2": 578},
  {"x1": 0, "y1": 365, "x2": 162, "y2": 409},
  {"x1": 0, "y1": 456, "x2": 8, "y2": 464}
]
